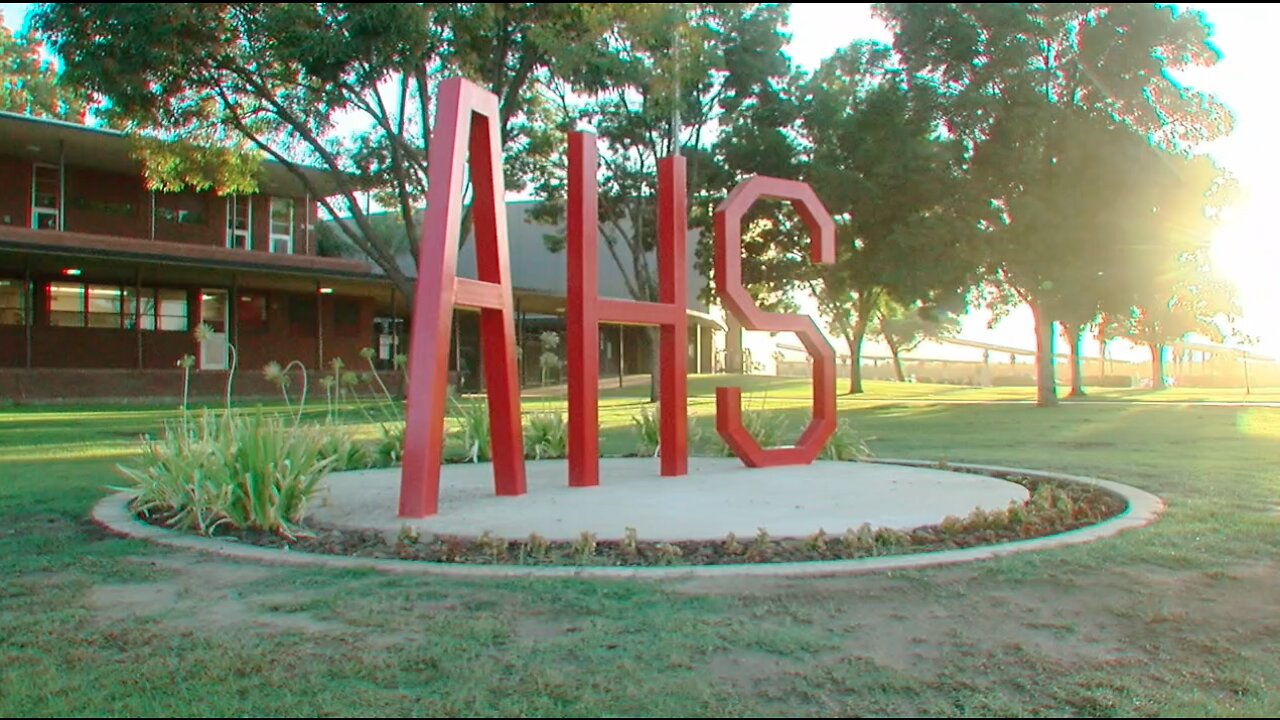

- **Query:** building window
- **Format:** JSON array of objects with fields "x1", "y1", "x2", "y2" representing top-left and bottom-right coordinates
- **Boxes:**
[
  {"x1": 156, "y1": 193, "x2": 206, "y2": 225},
  {"x1": 72, "y1": 197, "x2": 136, "y2": 217},
  {"x1": 155, "y1": 289, "x2": 189, "y2": 331},
  {"x1": 269, "y1": 198, "x2": 294, "y2": 254},
  {"x1": 334, "y1": 298, "x2": 360, "y2": 337},
  {"x1": 0, "y1": 279, "x2": 27, "y2": 326},
  {"x1": 288, "y1": 295, "x2": 316, "y2": 337},
  {"x1": 48, "y1": 283, "x2": 86, "y2": 327},
  {"x1": 46, "y1": 283, "x2": 187, "y2": 331},
  {"x1": 225, "y1": 196, "x2": 252, "y2": 250},
  {"x1": 86, "y1": 284, "x2": 128, "y2": 328},
  {"x1": 237, "y1": 293, "x2": 268, "y2": 333},
  {"x1": 31, "y1": 163, "x2": 60, "y2": 230},
  {"x1": 131, "y1": 288, "x2": 189, "y2": 332}
]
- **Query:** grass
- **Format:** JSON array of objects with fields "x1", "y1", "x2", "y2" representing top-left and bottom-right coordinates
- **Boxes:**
[{"x1": 2, "y1": 376, "x2": 1279, "y2": 716}]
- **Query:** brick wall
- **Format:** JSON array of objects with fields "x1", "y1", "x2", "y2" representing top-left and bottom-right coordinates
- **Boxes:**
[
  {"x1": 0, "y1": 153, "x2": 319, "y2": 253},
  {"x1": 63, "y1": 166, "x2": 148, "y2": 238},
  {"x1": 0, "y1": 156, "x2": 29, "y2": 228}
]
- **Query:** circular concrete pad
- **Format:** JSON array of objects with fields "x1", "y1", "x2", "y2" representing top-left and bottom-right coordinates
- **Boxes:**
[{"x1": 311, "y1": 458, "x2": 1029, "y2": 542}]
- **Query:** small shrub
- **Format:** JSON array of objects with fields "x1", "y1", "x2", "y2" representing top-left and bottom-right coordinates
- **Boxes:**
[
  {"x1": 820, "y1": 420, "x2": 871, "y2": 461},
  {"x1": 373, "y1": 422, "x2": 405, "y2": 467},
  {"x1": 631, "y1": 407, "x2": 660, "y2": 457},
  {"x1": 117, "y1": 409, "x2": 341, "y2": 538},
  {"x1": 524, "y1": 412, "x2": 568, "y2": 459},
  {"x1": 571, "y1": 531, "x2": 598, "y2": 564},
  {"x1": 316, "y1": 427, "x2": 372, "y2": 471},
  {"x1": 451, "y1": 398, "x2": 491, "y2": 462}
]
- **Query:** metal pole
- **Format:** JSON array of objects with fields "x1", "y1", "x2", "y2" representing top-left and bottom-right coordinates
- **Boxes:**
[
  {"x1": 58, "y1": 140, "x2": 66, "y2": 230},
  {"x1": 304, "y1": 193, "x2": 312, "y2": 255},
  {"x1": 618, "y1": 324, "x2": 625, "y2": 388}
]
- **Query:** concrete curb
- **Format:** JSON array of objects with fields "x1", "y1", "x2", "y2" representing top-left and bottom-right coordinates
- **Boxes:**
[{"x1": 90, "y1": 461, "x2": 1164, "y2": 580}]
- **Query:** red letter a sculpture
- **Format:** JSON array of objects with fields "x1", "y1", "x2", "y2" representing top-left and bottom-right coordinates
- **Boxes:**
[
  {"x1": 714, "y1": 178, "x2": 837, "y2": 466},
  {"x1": 399, "y1": 79, "x2": 525, "y2": 518}
]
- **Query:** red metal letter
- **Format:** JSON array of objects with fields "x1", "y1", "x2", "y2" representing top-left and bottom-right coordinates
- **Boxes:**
[
  {"x1": 566, "y1": 131, "x2": 688, "y2": 487},
  {"x1": 400, "y1": 78, "x2": 525, "y2": 517},
  {"x1": 714, "y1": 177, "x2": 837, "y2": 466}
]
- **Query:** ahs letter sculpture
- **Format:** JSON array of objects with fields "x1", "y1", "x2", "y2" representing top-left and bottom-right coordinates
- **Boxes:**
[{"x1": 399, "y1": 78, "x2": 837, "y2": 518}]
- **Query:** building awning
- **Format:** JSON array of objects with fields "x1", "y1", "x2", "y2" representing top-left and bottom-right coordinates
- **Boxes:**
[{"x1": 0, "y1": 225, "x2": 379, "y2": 282}]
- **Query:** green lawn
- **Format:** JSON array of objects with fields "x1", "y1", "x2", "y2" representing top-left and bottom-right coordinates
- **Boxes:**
[{"x1": 2, "y1": 378, "x2": 1279, "y2": 716}]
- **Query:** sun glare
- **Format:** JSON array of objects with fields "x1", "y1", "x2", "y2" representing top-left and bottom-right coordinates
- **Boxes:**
[{"x1": 1211, "y1": 203, "x2": 1280, "y2": 354}]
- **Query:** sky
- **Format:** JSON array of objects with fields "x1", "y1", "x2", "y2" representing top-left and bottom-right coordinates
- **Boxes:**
[{"x1": 4, "y1": 3, "x2": 1276, "y2": 359}]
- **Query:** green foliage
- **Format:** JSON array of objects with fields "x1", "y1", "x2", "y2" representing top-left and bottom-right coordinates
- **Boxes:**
[
  {"x1": 451, "y1": 398, "x2": 491, "y2": 463},
  {"x1": 630, "y1": 406, "x2": 660, "y2": 457},
  {"x1": 878, "y1": 3, "x2": 1235, "y2": 406},
  {"x1": 523, "y1": 412, "x2": 568, "y2": 460},
  {"x1": 819, "y1": 420, "x2": 871, "y2": 461},
  {"x1": 33, "y1": 3, "x2": 629, "y2": 297},
  {"x1": 706, "y1": 408, "x2": 791, "y2": 456},
  {"x1": 801, "y1": 40, "x2": 977, "y2": 395},
  {"x1": 531, "y1": 4, "x2": 795, "y2": 309},
  {"x1": 116, "y1": 409, "x2": 340, "y2": 538},
  {"x1": 375, "y1": 422, "x2": 406, "y2": 467},
  {"x1": 0, "y1": 13, "x2": 87, "y2": 120}
]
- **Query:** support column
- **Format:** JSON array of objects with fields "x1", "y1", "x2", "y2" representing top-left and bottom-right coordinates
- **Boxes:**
[
  {"x1": 389, "y1": 286, "x2": 398, "y2": 368},
  {"x1": 618, "y1": 324, "x2": 625, "y2": 388},
  {"x1": 135, "y1": 268, "x2": 143, "y2": 370},
  {"x1": 316, "y1": 283, "x2": 324, "y2": 369},
  {"x1": 695, "y1": 322, "x2": 702, "y2": 374},
  {"x1": 23, "y1": 264, "x2": 32, "y2": 369},
  {"x1": 230, "y1": 274, "x2": 239, "y2": 353}
]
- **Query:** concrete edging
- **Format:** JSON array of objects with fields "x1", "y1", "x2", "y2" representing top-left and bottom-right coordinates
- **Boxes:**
[{"x1": 90, "y1": 461, "x2": 1164, "y2": 580}]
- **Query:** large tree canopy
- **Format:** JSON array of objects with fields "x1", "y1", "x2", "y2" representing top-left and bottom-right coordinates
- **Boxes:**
[
  {"x1": 33, "y1": 2, "x2": 620, "y2": 297},
  {"x1": 1, "y1": 10, "x2": 86, "y2": 120},
  {"x1": 802, "y1": 41, "x2": 978, "y2": 394},
  {"x1": 877, "y1": 2, "x2": 1234, "y2": 405}
]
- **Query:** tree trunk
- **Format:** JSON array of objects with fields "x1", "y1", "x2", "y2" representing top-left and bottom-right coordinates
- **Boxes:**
[
  {"x1": 1031, "y1": 302, "x2": 1058, "y2": 407},
  {"x1": 880, "y1": 315, "x2": 906, "y2": 382},
  {"x1": 1067, "y1": 322, "x2": 1086, "y2": 398},
  {"x1": 1099, "y1": 332, "x2": 1108, "y2": 379},
  {"x1": 843, "y1": 318, "x2": 868, "y2": 395},
  {"x1": 725, "y1": 314, "x2": 743, "y2": 374},
  {"x1": 1149, "y1": 342, "x2": 1167, "y2": 389}
]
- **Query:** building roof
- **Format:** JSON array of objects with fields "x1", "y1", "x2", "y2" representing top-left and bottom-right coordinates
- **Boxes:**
[
  {"x1": 324, "y1": 202, "x2": 713, "y2": 316},
  {"x1": 0, "y1": 111, "x2": 343, "y2": 197}
]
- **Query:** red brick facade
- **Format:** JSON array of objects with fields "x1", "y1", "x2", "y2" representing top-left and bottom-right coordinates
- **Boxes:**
[{"x1": 0, "y1": 128, "x2": 395, "y2": 402}]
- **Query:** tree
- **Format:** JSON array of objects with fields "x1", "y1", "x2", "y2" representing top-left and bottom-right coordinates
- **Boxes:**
[
  {"x1": 875, "y1": 300, "x2": 962, "y2": 382},
  {"x1": 33, "y1": 3, "x2": 620, "y2": 297},
  {"x1": 1112, "y1": 154, "x2": 1238, "y2": 389},
  {"x1": 879, "y1": 3, "x2": 1233, "y2": 406},
  {"x1": 0, "y1": 10, "x2": 86, "y2": 120},
  {"x1": 529, "y1": 3, "x2": 795, "y2": 395},
  {"x1": 801, "y1": 41, "x2": 978, "y2": 394}
]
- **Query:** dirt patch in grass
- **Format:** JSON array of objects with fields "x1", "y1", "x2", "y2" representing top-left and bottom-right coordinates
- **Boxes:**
[{"x1": 87, "y1": 555, "x2": 352, "y2": 636}]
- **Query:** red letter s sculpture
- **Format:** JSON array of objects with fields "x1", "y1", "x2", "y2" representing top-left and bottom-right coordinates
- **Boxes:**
[{"x1": 714, "y1": 178, "x2": 837, "y2": 466}]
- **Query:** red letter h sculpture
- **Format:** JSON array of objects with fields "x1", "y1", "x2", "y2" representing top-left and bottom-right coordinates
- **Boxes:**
[
  {"x1": 566, "y1": 132, "x2": 688, "y2": 487},
  {"x1": 399, "y1": 79, "x2": 525, "y2": 517}
]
